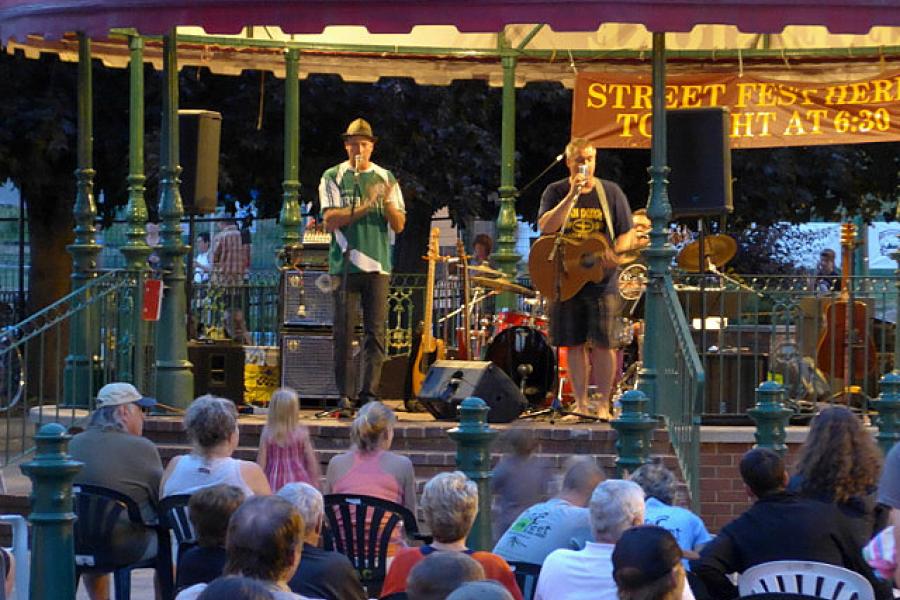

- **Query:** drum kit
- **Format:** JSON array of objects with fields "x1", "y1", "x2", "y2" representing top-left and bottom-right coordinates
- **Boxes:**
[{"x1": 440, "y1": 233, "x2": 738, "y2": 415}]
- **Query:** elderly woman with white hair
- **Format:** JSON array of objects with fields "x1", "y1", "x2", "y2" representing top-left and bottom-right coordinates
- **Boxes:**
[
  {"x1": 534, "y1": 479, "x2": 696, "y2": 600},
  {"x1": 380, "y1": 472, "x2": 523, "y2": 600},
  {"x1": 161, "y1": 395, "x2": 271, "y2": 497},
  {"x1": 276, "y1": 483, "x2": 366, "y2": 600}
]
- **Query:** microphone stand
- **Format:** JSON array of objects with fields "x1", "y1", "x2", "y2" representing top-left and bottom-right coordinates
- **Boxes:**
[
  {"x1": 317, "y1": 158, "x2": 362, "y2": 419},
  {"x1": 522, "y1": 177, "x2": 600, "y2": 423}
]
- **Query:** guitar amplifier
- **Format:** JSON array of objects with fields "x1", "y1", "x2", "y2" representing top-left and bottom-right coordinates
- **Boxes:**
[
  {"x1": 281, "y1": 333, "x2": 362, "y2": 403},
  {"x1": 282, "y1": 269, "x2": 334, "y2": 328}
]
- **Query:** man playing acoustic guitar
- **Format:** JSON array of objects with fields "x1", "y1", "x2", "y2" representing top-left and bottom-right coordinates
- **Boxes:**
[{"x1": 537, "y1": 138, "x2": 649, "y2": 420}]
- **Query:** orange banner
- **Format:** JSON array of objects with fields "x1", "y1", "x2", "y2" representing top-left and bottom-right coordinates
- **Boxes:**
[{"x1": 572, "y1": 71, "x2": 900, "y2": 149}]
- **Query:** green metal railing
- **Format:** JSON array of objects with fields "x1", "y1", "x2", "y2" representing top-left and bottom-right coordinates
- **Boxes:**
[
  {"x1": 0, "y1": 269, "x2": 146, "y2": 466},
  {"x1": 657, "y1": 279, "x2": 705, "y2": 510}
]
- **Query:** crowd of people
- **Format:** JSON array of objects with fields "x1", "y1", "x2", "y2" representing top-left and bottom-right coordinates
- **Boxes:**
[{"x1": 66, "y1": 381, "x2": 900, "y2": 600}]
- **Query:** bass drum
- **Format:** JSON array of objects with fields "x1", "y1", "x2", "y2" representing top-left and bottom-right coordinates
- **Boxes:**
[{"x1": 485, "y1": 326, "x2": 557, "y2": 408}]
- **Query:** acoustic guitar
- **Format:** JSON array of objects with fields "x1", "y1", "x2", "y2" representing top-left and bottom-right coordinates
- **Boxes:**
[
  {"x1": 411, "y1": 228, "x2": 446, "y2": 397},
  {"x1": 528, "y1": 235, "x2": 620, "y2": 302},
  {"x1": 815, "y1": 222, "x2": 877, "y2": 385}
]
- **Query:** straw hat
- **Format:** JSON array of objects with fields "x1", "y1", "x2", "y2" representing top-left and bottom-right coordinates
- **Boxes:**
[{"x1": 342, "y1": 117, "x2": 377, "y2": 141}]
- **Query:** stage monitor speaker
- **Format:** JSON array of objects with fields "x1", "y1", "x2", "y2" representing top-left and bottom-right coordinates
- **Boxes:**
[
  {"x1": 666, "y1": 108, "x2": 733, "y2": 218},
  {"x1": 281, "y1": 333, "x2": 362, "y2": 404},
  {"x1": 281, "y1": 269, "x2": 334, "y2": 328},
  {"x1": 189, "y1": 341, "x2": 244, "y2": 403},
  {"x1": 179, "y1": 110, "x2": 222, "y2": 215},
  {"x1": 417, "y1": 360, "x2": 524, "y2": 423}
]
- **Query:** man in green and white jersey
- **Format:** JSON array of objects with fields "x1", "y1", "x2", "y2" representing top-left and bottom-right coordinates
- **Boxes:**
[{"x1": 319, "y1": 118, "x2": 406, "y2": 407}]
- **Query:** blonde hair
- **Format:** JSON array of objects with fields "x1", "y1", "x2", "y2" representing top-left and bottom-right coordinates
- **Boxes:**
[
  {"x1": 351, "y1": 401, "x2": 396, "y2": 453},
  {"x1": 565, "y1": 137, "x2": 596, "y2": 161},
  {"x1": 422, "y1": 471, "x2": 479, "y2": 543},
  {"x1": 266, "y1": 388, "x2": 300, "y2": 445}
]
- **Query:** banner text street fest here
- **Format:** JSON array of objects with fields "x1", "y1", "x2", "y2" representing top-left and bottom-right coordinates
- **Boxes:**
[{"x1": 572, "y1": 71, "x2": 900, "y2": 148}]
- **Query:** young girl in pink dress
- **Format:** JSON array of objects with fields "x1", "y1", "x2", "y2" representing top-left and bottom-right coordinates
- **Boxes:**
[{"x1": 256, "y1": 388, "x2": 321, "y2": 491}]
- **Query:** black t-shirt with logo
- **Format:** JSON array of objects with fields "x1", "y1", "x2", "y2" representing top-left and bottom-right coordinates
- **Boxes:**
[{"x1": 537, "y1": 177, "x2": 633, "y2": 292}]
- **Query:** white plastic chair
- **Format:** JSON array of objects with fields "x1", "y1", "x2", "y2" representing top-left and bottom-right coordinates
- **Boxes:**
[
  {"x1": 0, "y1": 514, "x2": 29, "y2": 600},
  {"x1": 737, "y1": 560, "x2": 875, "y2": 600}
]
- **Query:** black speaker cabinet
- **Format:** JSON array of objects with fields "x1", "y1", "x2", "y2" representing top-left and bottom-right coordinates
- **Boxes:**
[
  {"x1": 666, "y1": 108, "x2": 733, "y2": 218},
  {"x1": 189, "y1": 341, "x2": 244, "y2": 403},
  {"x1": 179, "y1": 110, "x2": 222, "y2": 215},
  {"x1": 281, "y1": 269, "x2": 335, "y2": 328},
  {"x1": 702, "y1": 352, "x2": 769, "y2": 417},
  {"x1": 281, "y1": 333, "x2": 363, "y2": 404},
  {"x1": 418, "y1": 360, "x2": 524, "y2": 423}
]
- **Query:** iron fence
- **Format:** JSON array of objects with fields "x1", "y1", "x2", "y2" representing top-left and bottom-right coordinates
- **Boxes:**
[
  {"x1": 0, "y1": 270, "x2": 147, "y2": 466},
  {"x1": 674, "y1": 274, "x2": 896, "y2": 419}
]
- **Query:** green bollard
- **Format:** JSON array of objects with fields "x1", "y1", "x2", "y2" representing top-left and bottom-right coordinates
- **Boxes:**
[
  {"x1": 748, "y1": 380, "x2": 793, "y2": 456},
  {"x1": 20, "y1": 423, "x2": 83, "y2": 600},
  {"x1": 611, "y1": 389, "x2": 657, "y2": 477},
  {"x1": 872, "y1": 372, "x2": 900, "y2": 456},
  {"x1": 447, "y1": 397, "x2": 499, "y2": 552}
]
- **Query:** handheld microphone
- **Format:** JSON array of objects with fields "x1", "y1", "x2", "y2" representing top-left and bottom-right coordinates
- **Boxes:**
[{"x1": 574, "y1": 163, "x2": 588, "y2": 194}]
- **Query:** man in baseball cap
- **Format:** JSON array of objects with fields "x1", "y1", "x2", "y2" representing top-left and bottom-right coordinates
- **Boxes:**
[
  {"x1": 613, "y1": 526, "x2": 686, "y2": 600},
  {"x1": 69, "y1": 382, "x2": 163, "y2": 600}
]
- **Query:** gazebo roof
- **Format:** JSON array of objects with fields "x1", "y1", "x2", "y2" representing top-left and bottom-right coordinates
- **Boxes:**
[{"x1": 1, "y1": 0, "x2": 899, "y2": 40}]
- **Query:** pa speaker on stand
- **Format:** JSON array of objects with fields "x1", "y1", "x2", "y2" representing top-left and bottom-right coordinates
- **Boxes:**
[
  {"x1": 666, "y1": 108, "x2": 733, "y2": 219},
  {"x1": 417, "y1": 360, "x2": 525, "y2": 424},
  {"x1": 179, "y1": 109, "x2": 222, "y2": 216}
]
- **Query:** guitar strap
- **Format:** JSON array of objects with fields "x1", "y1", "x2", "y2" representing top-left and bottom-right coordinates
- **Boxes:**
[{"x1": 594, "y1": 177, "x2": 616, "y2": 243}]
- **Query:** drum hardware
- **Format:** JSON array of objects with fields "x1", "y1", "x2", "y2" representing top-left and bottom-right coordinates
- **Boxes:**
[
  {"x1": 676, "y1": 234, "x2": 737, "y2": 272},
  {"x1": 466, "y1": 263, "x2": 505, "y2": 278},
  {"x1": 618, "y1": 263, "x2": 648, "y2": 301},
  {"x1": 471, "y1": 276, "x2": 537, "y2": 298},
  {"x1": 437, "y1": 289, "x2": 499, "y2": 325}
]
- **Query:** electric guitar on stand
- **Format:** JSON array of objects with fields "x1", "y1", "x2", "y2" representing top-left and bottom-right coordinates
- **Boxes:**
[{"x1": 411, "y1": 228, "x2": 446, "y2": 397}]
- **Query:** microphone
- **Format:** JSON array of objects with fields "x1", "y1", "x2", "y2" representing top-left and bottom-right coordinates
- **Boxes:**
[
  {"x1": 354, "y1": 155, "x2": 362, "y2": 179},
  {"x1": 574, "y1": 163, "x2": 588, "y2": 194}
]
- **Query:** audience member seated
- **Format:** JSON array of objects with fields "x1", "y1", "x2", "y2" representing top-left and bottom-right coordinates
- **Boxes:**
[
  {"x1": 196, "y1": 576, "x2": 275, "y2": 600},
  {"x1": 876, "y1": 442, "x2": 900, "y2": 587},
  {"x1": 692, "y1": 447, "x2": 889, "y2": 600},
  {"x1": 175, "y1": 484, "x2": 246, "y2": 591},
  {"x1": 381, "y1": 472, "x2": 523, "y2": 600},
  {"x1": 162, "y1": 395, "x2": 270, "y2": 498},
  {"x1": 534, "y1": 479, "x2": 695, "y2": 600},
  {"x1": 325, "y1": 401, "x2": 416, "y2": 555},
  {"x1": 176, "y1": 495, "x2": 313, "y2": 600},
  {"x1": 0, "y1": 543, "x2": 15, "y2": 600},
  {"x1": 405, "y1": 551, "x2": 486, "y2": 600},
  {"x1": 612, "y1": 526, "x2": 686, "y2": 600},
  {"x1": 69, "y1": 382, "x2": 162, "y2": 600},
  {"x1": 446, "y1": 581, "x2": 514, "y2": 600},
  {"x1": 277, "y1": 482, "x2": 366, "y2": 600},
  {"x1": 494, "y1": 456, "x2": 604, "y2": 564},
  {"x1": 630, "y1": 463, "x2": 711, "y2": 560},
  {"x1": 788, "y1": 406, "x2": 886, "y2": 540},
  {"x1": 491, "y1": 428, "x2": 551, "y2": 542}
]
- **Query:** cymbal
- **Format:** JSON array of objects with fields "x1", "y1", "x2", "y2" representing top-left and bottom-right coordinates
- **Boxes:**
[
  {"x1": 466, "y1": 263, "x2": 504, "y2": 277},
  {"x1": 677, "y1": 234, "x2": 737, "y2": 272},
  {"x1": 471, "y1": 276, "x2": 537, "y2": 298}
]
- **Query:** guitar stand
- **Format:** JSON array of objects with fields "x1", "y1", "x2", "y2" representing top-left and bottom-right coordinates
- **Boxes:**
[{"x1": 519, "y1": 375, "x2": 602, "y2": 424}]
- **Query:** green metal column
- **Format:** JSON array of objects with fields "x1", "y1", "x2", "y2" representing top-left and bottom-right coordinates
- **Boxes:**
[
  {"x1": 873, "y1": 372, "x2": 900, "y2": 455},
  {"x1": 118, "y1": 35, "x2": 152, "y2": 391},
  {"x1": 493, "y1": 39, "x2": 521, "y2": 310},
  {"x1": 636, "y1": 33, "x2": 674, "y2": 416},
  {"x1": 611, "y1": 389, "x2": 657, "y2": 476},
  {"x1": 447, "y1": 397, "x2": 498, "y2": 551},
  {"x1": 155, "y1": 31, "x2": 194, "y2": 409},
  {"x1": 279, "y1": 48, "x2": 303, "y2": 268},
  {"x1": 64, "y1": 33, "x2": 102, "y2": 408},
  {"x1": 20, "y1": 424, "x2": 82, "y2": 600}
]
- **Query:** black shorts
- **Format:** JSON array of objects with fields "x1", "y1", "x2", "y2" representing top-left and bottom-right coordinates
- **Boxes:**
[{"x1": 549, "y1": 284, "x2": 622, "y2": 348}]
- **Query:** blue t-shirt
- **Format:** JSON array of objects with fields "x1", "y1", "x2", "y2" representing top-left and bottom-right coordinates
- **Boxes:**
[
  {"x1": 493, "y1": 498, "x2": 592, "y2": 565},
  {"x1": 644, "y1": 496, "x2": 713, "y2": 560}
]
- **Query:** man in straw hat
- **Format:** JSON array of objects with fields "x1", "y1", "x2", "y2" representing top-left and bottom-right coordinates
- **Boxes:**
[{"x1": 320, "y1": 118, "x2": 405, "y2": 409}]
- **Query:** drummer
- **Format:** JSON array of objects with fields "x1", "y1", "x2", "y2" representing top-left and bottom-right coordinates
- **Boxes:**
[
  {"x1": 471, "y1": 233, "x2": 494, "y2": 267},
  {"x1": 537, "y1": 138, "x2": 649, "y2": 420}
]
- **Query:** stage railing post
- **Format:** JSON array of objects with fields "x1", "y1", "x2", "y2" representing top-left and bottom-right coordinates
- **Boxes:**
[
  {"x1": 748, "y1": 380, "x2": 792, "y2": 456},
  {"x1": 873, "y1": 372, "x2": 900, "y2": 456},
  {"x1": 20, "y1": 423, "x2": 83, "y2": 600},
  {"x1": 447, "y1": 397, "x2": 498, "y2": 551},
  {"x1": 611, "y1": 389, "x2": 657, "y2": 476}
]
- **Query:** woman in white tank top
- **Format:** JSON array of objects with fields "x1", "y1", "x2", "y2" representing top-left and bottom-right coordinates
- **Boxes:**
[{"x1": 162, "y1": 395, "x2": 271, "y2": 498}]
